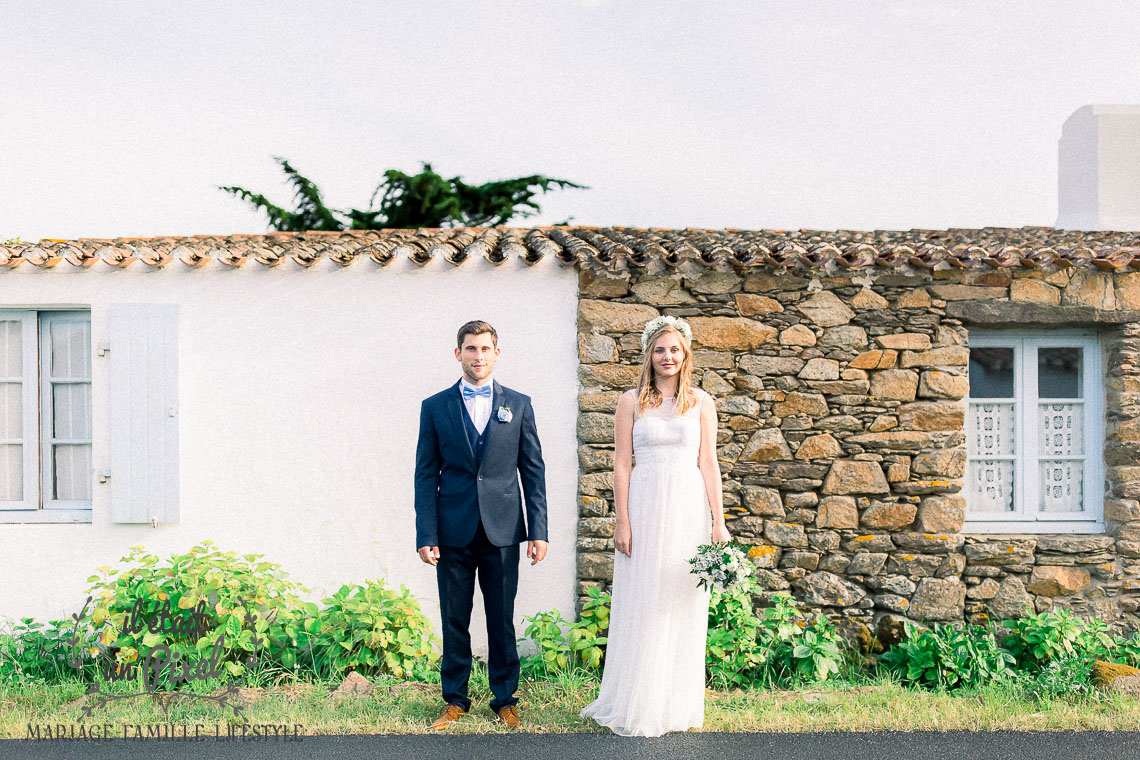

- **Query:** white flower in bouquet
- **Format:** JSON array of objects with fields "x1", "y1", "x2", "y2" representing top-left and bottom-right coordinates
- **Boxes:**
[{"x1": 687, "y1": 541, "x2": 754, "y2": 594}]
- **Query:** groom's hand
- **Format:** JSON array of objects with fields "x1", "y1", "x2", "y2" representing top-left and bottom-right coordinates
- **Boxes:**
[
  {"x1": 527, "y1": 540, "x2": 548, "y2": 565},
  {"x1": 418, "y1": 546, "x2": 440, "y2": 566}
]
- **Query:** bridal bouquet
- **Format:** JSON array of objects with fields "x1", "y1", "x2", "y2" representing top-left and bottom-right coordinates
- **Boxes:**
[{"x1": 688, "y1": 541, "x2": 753, "y2": 594}]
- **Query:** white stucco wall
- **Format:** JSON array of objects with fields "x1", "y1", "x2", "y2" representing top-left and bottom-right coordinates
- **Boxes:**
[{"x1": 0, "y1": 253, "x2": 580, "y2": 658}]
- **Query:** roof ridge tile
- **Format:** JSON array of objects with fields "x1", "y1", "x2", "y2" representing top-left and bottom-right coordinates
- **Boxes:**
[{"x1": 6, "y1": 226, "x2": 1140, "y2": 272}]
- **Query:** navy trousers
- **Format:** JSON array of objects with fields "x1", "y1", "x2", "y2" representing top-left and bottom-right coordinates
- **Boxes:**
[{"x1": 436, "y1": 517, "x2": 520, "y2": 713}]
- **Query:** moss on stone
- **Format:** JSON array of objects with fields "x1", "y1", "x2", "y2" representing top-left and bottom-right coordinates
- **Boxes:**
[{"x1": 1091, "y1": 660, "x2": 1140, "y2": 687}]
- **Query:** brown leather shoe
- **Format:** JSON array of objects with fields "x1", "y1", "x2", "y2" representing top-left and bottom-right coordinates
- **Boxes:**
[
  {"x1": 429, "y1": 704, "x2": 467, "y2": 730},
  {"x1": 495, "y1": 705, "x2": 520, "y2": 729}
]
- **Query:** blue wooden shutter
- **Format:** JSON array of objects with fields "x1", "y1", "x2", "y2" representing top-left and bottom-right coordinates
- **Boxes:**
[{"x1": 108, "y1": 304, "x2": 179, "y2": 523}]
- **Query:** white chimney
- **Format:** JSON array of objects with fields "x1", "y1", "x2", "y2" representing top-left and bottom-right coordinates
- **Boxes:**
[{"x1": 1056, "y1": 105, "x2": 1140, "y2": 231}]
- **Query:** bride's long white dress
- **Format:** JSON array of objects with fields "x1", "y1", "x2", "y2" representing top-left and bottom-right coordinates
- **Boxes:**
[{"x1": 579, "y1": 388, "x2": 713, "y2": 737}]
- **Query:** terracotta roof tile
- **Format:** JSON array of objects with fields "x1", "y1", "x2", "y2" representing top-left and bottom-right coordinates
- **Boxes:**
[{"x1": 4, "y1": 227, "x2": 1140, "y2": 272}]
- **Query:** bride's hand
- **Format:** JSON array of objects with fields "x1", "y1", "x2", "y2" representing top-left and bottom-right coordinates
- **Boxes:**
[
  {"x1": 614, "y1": 521, "x2": 632, "y2": 558},
  {"x1": 711, "y1": 523, "x2": 731, "y2": 545}
]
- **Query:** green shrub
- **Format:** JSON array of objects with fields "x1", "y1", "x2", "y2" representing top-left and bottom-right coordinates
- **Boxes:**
[
  {"x1": 1000, "y1": 608, "x2": 1116, "y2": 673},
  {"x1": 0, "y1": 617, "x2": 89, "y2": 685},
  {"x1": 569, "y1": 586, "x2": 610, "y2": 670},
  {"x1": 1015, "y1": 652, "x2": 1104, "y2": 702},
  {"x1": 520, "y1": 583, "x2": 848, "y2": 689},
  {"x1": 707, "y1": 583, "x2": 849, "y2": 689},
  {"x1": 296, "y1": 580, "x2": 439, "y2": 680},
  {"x1": 17, "y1": 534, "x2": 1140, "y2": 698},
  {"x1": 81, "y1": 542, "x2": 307, "y2": 682},
  {"x1": 754, "y1": 592, "x2": 848, "y2": 686},
  {"x1": 519, "y1": 586, "x2": 609, "y2": 679},
  {"x1": 705, "y1": 580, "x2": 768, "y2": 689},
  {"x1": 879, "y1": 619, "x2": 1017, "y2": 690},
  {"x1": 1109, "y1": 626, "x2": 1140, "y2": 667},
  {"x1": 779, "y1": 610, "x2": 847, "y2": 683},
  {"x1": 519, "y1": 609, "x2": 573, "y2": 678},
  {"x1": 6, "y1": 543, "x2": 443, "y2": 688}
]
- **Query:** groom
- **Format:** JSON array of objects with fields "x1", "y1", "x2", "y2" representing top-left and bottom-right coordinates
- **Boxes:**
[{"x1": 414, "y1": 320, "x2": 549, "y2": 730}]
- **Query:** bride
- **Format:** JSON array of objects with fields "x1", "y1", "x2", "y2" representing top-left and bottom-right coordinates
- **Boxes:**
[{"x1": 580, "y1": 315, "x2": 732, "y2": 737}]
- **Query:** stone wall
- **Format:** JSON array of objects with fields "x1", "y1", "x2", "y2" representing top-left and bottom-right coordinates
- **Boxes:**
[{"x1": 574, "y1": 263, "x2": 1140, "y2": 645}]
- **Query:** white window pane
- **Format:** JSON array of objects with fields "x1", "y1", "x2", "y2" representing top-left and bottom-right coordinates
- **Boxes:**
[
  {"x1": 1040, "y1": 460, "x2": 1083, "y2": 512},
  {"x1": 50, "y1": 320, "x2": 91, "y2": 379},
  {"x1": 52, "y1": 383, "x2": 91, "y2": 439},
  {"x1": 1038, "y1": 347, "x2": 1082, "y2": 399},
  {"x1": 969, "y1": 402, "x2": 1016, "y2": 456},
  {"x1": 969, "y1": 346, "x2": 1015, "y2": 397},
  {"x1": 0, "y1": 443, "x2": 21, "y2": 501},
  {"x1": 53, "y1": 444, "x2": 91, "y2": 501},
  {"x1": 1, "y1": 382, "x2": 21, "y2": 438},
  {"x1": 0, "y1": 321, "x2": 21, "y2": 375},
  {"x1": 969, "y1": 460, "x2": 1015, "y2": 512},
  {"x1": 1040, "y1": 402, "x2": 1083, "y2": 457}
]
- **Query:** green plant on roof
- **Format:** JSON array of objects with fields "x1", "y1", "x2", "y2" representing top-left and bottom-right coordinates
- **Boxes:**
[{"x1": 221, "y1": 157, "x2": 586, "y2": 231}]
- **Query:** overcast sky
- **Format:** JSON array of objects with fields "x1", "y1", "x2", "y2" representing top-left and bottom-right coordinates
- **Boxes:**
[{"x1": 3, "y1": 1, "x2": 1140, "y2": 241}]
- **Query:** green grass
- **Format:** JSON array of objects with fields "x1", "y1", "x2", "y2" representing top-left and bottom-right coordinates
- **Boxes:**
[{"x1": 3, "y1": 662, "x2": 1139, "y2": 738}]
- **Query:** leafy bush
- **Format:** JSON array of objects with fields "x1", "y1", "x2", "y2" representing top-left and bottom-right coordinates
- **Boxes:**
[
  {"x1": 774, "y1": 603, "x2": 848, "y2": 683},
  {"x1": 705, "y1": 581, "x2": 768, "y2": 688},
  {"x1": 1016, "y1": 652, "x2": 1103, "y2": 702},
  {"x1": 519, "y1": 609, "x2": 569, "y2": 678},
  {"x1": 879, "y1": 619, "x2": 1018, "y2": 690},
  {"x1": 296, "y1": 580, "x2": 439, "y2": 680},
  {"x1": 13, "y1": 535, "x2": 1140, "y2": 699},
  {"x1": 1110, "y1": 626, "x2": 1140, "y2": 667},
  {"x1": 520, "y1": 582, "x2": 849, "y2": 688},
  {"x1": 753, "y1": 592, "x2": 848, "y2": 686},
  {"x1": 999, "y1": 607, "x2": 1116, "y2": 674},
  {"x1": 4, "y1": 543, "x2": 444, "y2": 688},
  {"x1": 707, "y1": 581, "x2": 849, "y2": 689},
  {"x1": 0, "y1": 618, "x2": 89, "y2": 685},
  {"x1": 81, "y1": 542, "x2": 307, "y2": 681},
  {"x1": 569, "y1": 586, "x2": 610, "y2": 670},
  {"x1": 519, "y1": 586, "x2": 609, "y2": 679}
]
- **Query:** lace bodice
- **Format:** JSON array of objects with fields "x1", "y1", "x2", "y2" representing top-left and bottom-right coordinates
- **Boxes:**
[{"x1": 630, "y1": 389, "x2": 704, "y2": 466}]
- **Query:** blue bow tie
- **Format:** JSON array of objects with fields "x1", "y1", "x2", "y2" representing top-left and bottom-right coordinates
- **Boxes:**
[{"x1": 462, "y1": 385, "x2": 492, "y2": 400}]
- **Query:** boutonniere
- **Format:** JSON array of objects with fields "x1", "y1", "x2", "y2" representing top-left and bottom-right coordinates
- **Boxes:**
[{"x1": 497, "y1": 405, "x2": 513, "y2": 423}]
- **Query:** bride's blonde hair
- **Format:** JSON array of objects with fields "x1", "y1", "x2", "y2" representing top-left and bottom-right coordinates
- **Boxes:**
[{"x1": 635, "y1": 323, "x2": 698, "y2": 416}]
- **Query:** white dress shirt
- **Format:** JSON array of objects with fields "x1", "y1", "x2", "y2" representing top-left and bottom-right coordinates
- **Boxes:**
[{"x1": 460, "y1": 376, "x2": 494, "y2": 434}]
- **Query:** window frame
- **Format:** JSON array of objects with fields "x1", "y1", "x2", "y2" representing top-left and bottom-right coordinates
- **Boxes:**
[
  {"x1": 0, "y1": 308, "x2": 92, "y2": 523},
  {"x1": 40, "y1": 311, "x2": 94, "y2": 513},
  {"x1": 963, "y1": 329, "x2": 1104, "y2": 534},
  {"x1": 0, "y1": 311, "x2": 40, "y2": 510}
]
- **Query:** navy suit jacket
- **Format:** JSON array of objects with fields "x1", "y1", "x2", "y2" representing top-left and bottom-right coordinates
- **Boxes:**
[{"x1": 415, "y1": 379, "x2": 549, "y2": 548}]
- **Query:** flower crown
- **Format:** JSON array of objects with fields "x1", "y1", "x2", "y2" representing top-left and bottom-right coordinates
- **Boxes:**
[{"x1": 640, "y1": 315, "x2": 692, "y2": 353}]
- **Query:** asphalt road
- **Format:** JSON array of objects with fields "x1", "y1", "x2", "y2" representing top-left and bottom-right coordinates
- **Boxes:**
[{"x1": 4, "y1": 731, "x2": 1140, "y2": 760}]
